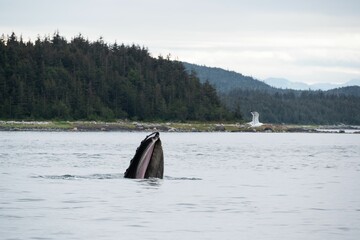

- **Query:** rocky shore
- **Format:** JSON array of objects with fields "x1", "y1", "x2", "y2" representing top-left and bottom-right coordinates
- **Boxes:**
[{"x1": 1, "y1": 120, "x2": 359, "y2": 133}]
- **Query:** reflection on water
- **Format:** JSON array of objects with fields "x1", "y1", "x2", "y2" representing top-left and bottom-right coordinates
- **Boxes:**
[{"x1": 0, "y1": 132, "x2": 360, "y2": 240}]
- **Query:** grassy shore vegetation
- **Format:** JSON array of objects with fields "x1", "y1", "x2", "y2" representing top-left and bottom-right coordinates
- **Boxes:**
[
  {"x1": 2, "y1": 120, "x2": 356, "y2": 133},
  {"x1": 0, "y1": 120, "x2": 234, "y2": 132}
]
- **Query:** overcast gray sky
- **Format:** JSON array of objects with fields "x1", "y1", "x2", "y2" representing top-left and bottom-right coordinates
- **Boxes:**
[{"x1": 1, "y1": 0, "x2": 359, "y2": 84}]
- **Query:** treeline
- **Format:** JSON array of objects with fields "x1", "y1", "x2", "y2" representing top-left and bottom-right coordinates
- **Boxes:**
[
  {"x1": 184, "y1": 62, "x2": 360, "y2": 125},
  {"x1": 223, "y1": 89, "x2": 360, "y2": 125},
  {"x1": 0, "y1": 33, "x2": 236, "y2": 121}
]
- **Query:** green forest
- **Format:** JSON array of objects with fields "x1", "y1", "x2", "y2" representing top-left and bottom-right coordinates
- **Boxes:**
[
  {"x1": 1, "y1": 32, "x2": 359, "y2": 125},
  {"x1": 184, "y1": 62, "x2": 360, "y2": 125},
  {"x1": 223, "y1": 89, "x2": 360, "y2": 124},
  {"x1": 0, "y1": 33, "x2": 234, "y2": 121}
]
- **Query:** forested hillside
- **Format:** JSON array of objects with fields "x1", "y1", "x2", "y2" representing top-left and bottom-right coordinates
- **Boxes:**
[
  {"x1": 183, "y1": 62, "x2": 275, "y2": 92},
  {"x1": 0, "y1": 33, "x2": 235, "y2": 121},
  {"x1": 326, "y1": 86, "x2": 360, "y2": 97},
  {"x1": 184, "y1": 62, "x2": 360, "y2": 124},
  {"x1": 2, "y1": 32, "x2": 358, "y2": 125},
  {"x1": 223, "y1": 89, "x2": 360, "y2": 124}
]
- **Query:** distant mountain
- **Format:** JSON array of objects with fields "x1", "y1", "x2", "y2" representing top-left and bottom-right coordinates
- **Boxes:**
[
  {"x1": 264, "y1": 78, "x2": 360, "y2": 91},
  {"x1": 264, "y1": 78, "x2": 309, "y2": 90},
  {"x1": 183, "y1": 62, "x2": 360, "y2": 98},
  {"x1": 183, "y1": 62, "x2": 274, "y2": 93},
  {"x1": 347, "y1": 79, "x2": 360, "y2": 86},
  {"x1": 183, "y1": 62, "x2": 360, "y2": 124}
]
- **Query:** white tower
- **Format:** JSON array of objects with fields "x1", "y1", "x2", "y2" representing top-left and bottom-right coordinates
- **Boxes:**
[{"x1": 249, "y1": 111, "x2": 263, "y2": 127}]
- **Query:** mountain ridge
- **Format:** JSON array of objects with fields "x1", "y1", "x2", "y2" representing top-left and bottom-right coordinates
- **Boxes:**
[
  {"x1": 183, "y1": 62, "x2": 360, "y2": 96},
  {"x1": 183, "y1": 62, "x2": 360, "y2": 124},
  {"x1": 264, "y1": 77, "x2": 360, "y2": 91},
  {"x1": 182, "y1": 62, "x2": 275, "y2": 93}
]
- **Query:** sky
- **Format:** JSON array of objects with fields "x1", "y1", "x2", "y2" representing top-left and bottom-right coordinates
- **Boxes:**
[{"x1": 1, "y1": 0, "x2": 360, "y2": 84}]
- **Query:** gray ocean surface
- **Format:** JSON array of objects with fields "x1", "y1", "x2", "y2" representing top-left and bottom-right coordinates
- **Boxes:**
[{"x1": 0, "y1": 132, "x2": 359, "y2": 240}]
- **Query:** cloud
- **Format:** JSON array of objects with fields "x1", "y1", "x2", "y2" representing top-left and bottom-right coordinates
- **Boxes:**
[{"x1": 1, "y1": 0, "x2": 360, "y2": 84}]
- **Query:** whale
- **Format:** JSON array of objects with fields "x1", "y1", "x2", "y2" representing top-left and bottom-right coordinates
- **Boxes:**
[{"x1": 124, "y1": 132, "x2": 164, "y2": 179}]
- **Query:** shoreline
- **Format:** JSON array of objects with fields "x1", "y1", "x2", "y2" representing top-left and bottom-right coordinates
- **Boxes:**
[{"x1": 0, "y1": 120, "x2": 359, "y2": 134}]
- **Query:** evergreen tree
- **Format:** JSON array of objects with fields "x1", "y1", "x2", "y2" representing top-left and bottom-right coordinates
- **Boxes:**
[{"x1": 0, "y1": 32, "x2": 234, "y2": 122}]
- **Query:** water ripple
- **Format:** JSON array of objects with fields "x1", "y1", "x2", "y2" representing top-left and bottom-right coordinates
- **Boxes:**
[
  {"x1": 31, "y1": 174, "x2": 201, "y2": 181},
  {"x1": 32, "y1": 173, "x2": 124, "y2": 180},
  {"x1": 16, "y1": 198, "x2": 44, "y2": 202},
  {"x1": 164, "y1": 176, "x2": 202, "y2": 180},
  {"x1": 2, "y1": 132, "x2": 360, "y2": 240}
]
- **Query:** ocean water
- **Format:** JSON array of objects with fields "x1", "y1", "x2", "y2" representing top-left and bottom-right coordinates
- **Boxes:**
[{"x1": 0, "y1": 132, "x2": 359, "y2": 240}]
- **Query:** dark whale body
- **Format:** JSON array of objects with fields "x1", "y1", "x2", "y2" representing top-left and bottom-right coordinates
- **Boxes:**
[{"x1": 124, "y1": 132, "x2": 164, "y2": 179}]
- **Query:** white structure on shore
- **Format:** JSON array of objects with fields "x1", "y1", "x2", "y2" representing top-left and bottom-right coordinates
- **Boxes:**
[{"x1": 249, "y1": 111, "x2": 263, "y2": 127}]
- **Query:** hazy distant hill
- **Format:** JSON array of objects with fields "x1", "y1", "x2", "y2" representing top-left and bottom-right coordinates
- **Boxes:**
[
  {"x1": 183, "y1": 62, "x2": 274, "y2": 93},
  {"x1": 264, "y1": 78, "x2": 309, "y2": 90},
  {"x1": 183, "y1": 62, "x2": 360, "y2": 97},
  {"x1": 264, "y1": 77, "x2": 360, "y2": 91},
  {"x1": 183, "y1": 62, "x2": 360, "y2": 124}
]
